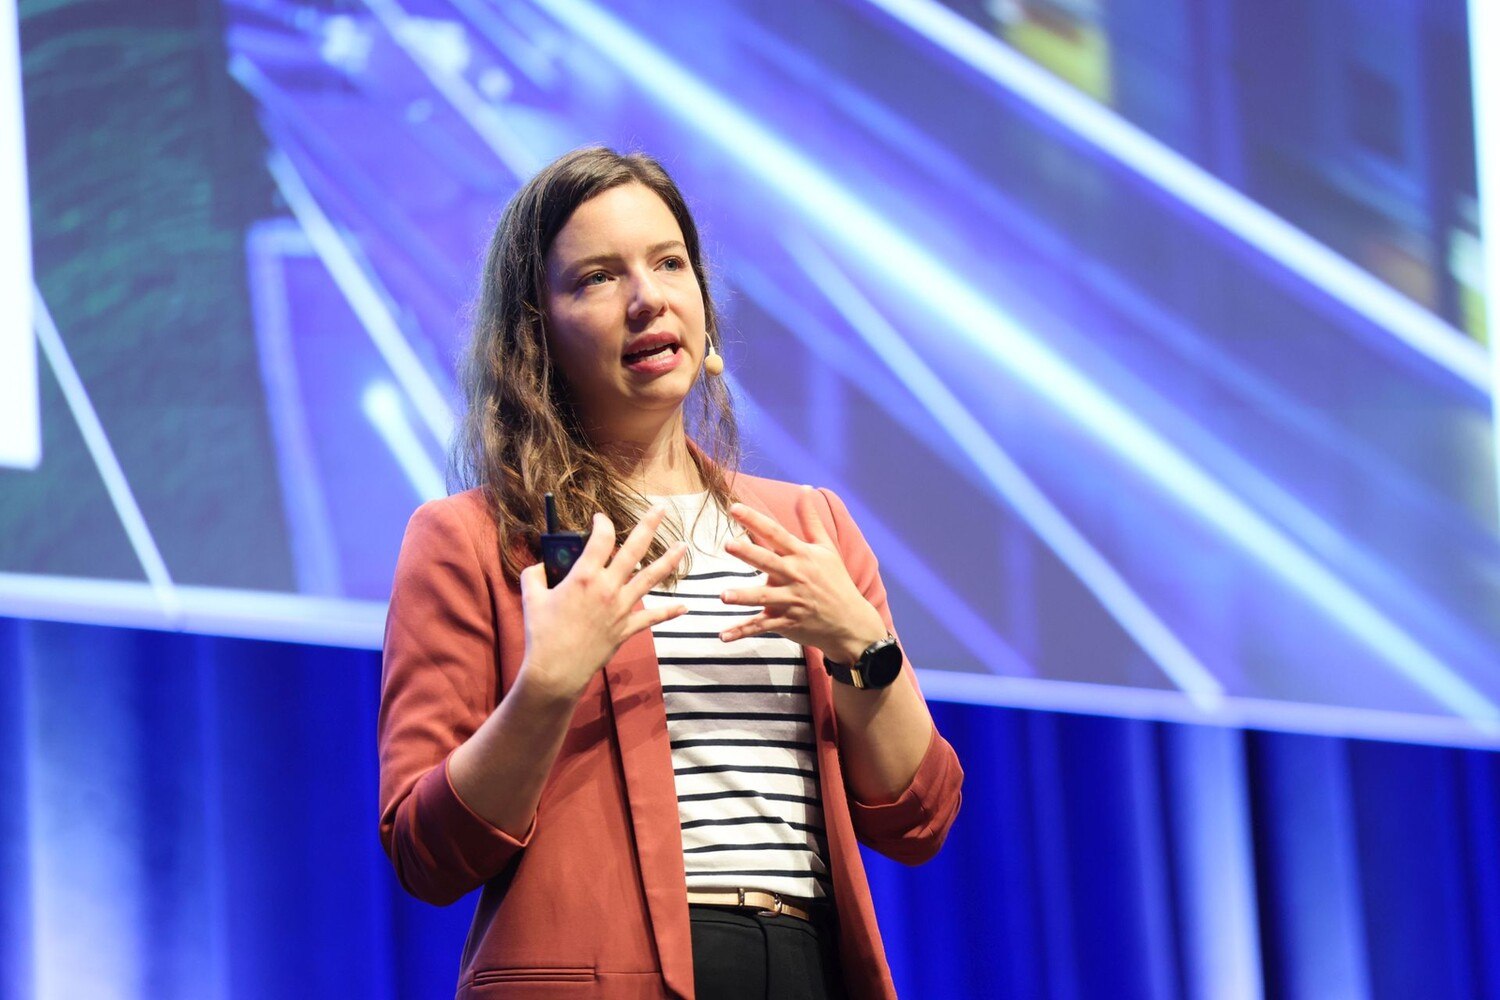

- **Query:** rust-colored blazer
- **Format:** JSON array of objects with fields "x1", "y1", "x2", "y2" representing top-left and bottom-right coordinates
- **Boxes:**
[{"x1": 378, "y1": 472, "x2": 963, "y2": 999}]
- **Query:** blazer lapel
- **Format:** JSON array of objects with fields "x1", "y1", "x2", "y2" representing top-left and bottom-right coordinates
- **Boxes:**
[{"x1": 602, "y1": 621, "x2": 694, "y2": 998}]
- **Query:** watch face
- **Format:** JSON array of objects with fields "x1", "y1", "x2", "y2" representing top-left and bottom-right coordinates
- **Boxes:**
[{"x1": 864, "y1": 641, "x2": 904, "y2": 687}]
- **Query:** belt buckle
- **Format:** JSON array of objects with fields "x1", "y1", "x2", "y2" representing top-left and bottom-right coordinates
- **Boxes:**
[{"x1": 750, "y1": 888, "x2": 784, "y2": 918}]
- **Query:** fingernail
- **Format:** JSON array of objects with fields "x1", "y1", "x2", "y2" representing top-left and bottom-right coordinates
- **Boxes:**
[{"x1": 721, "y1": 590, "x2": 736, "y2": 602}]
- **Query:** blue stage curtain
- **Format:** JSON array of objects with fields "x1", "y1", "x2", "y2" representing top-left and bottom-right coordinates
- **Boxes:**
[{"x1": 3, "y1": 614, "x2": 1498, "y2": 999}]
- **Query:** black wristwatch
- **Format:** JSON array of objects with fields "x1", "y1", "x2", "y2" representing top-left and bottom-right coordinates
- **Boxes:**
[{"x1": 824, "y1": 633, "x2": 904, "y2": 689}]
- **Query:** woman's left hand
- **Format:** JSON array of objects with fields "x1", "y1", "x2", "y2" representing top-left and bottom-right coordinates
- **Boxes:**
[{"x1": 718, "y1": 487, "x2": 889, "y2": 663}]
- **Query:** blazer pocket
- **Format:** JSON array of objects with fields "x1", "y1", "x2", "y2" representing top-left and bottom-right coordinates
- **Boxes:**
[{"x1": 470, "y1": 966, "x2": 595, "y2": 987}]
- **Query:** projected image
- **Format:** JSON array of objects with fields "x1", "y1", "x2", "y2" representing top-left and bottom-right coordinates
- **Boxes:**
[
  {"x1": 937, "y1": 0, "x2": 1486, "y2": 341},
  {"x1": 3, "y1": 0, "x2": 1497, "y2": 743}
]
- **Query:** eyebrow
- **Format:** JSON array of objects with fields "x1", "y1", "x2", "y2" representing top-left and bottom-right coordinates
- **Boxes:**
[{"x1": 561, "y1": 239, "x2": 687, "y2": 276}]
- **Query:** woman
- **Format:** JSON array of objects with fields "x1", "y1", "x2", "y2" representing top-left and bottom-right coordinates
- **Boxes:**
[{"x1": 378, "y1": 147, "x2": 962, "y2": 999}]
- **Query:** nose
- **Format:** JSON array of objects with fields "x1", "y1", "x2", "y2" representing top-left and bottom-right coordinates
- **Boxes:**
[{"x1": 627, "y1": 270, "x2": 667, "y2": 324}]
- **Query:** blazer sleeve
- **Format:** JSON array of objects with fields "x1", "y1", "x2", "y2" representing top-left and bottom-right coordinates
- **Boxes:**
[
  {"x1": 817, "y1": 487, "x2": 964, "y2": 866},
  {"x1": 377, "y1": 498, "x2": 533, "y2": 906}
]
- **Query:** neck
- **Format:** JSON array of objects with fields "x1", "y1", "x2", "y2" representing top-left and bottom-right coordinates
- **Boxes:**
[{"x1": 590, "y1": 410, "x2": 704, "y2": 495}]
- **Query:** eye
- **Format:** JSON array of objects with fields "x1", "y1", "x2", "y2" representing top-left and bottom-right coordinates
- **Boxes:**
[
  {"x1": 580, "y1": 270, "x2": 609, "y2": 287},
  {"x1": 660, "y1": 256, "x2": 687, "y2": 272}
]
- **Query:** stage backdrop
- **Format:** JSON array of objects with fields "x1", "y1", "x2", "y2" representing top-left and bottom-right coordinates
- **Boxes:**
[
  {"x1": 3, "y1": 2, "x2": 1500, "y2": 996},
  {"x1": 3, "y1": 0, "x2": 1499, "y2": 746}
]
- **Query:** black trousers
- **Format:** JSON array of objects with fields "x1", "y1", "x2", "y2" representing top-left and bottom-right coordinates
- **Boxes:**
[{"x1": 688, "y1": 905, "x2": 847, "y2": 1000}]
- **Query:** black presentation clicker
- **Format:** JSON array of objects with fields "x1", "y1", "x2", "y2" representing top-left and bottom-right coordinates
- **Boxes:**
[{"x1": 540, "y1": 492, "x2": 588, "y2": 588}]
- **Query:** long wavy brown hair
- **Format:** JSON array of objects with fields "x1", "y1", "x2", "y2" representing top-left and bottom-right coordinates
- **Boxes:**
[{"x1": 451, "y1": 146, "x2": 741, "y2": 584}]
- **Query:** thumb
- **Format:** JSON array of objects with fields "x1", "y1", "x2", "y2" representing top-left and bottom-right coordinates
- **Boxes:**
[{"x1": 520, "y1": 561, "x2": 548, "y2": 597}]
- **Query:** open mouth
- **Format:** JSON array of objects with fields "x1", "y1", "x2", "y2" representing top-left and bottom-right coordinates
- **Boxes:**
[{"x1": 623, "y1": 342, "x2": 679, "y2": 364}]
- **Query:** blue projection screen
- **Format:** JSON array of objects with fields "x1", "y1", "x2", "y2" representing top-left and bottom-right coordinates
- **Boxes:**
[{"x1": 2, "y1": 0, "x2": 1497, "y2": 746}]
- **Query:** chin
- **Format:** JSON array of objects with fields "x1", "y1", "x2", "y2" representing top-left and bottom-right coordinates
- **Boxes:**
[
  {"x1": 631, "y1": 370, "x2": 695, "y2": 399},
  {"x1": 635, "y1": 387, "x2": 693, "y2": 412}
]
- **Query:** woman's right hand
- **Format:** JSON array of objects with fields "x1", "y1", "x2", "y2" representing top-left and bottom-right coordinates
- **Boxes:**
[{"x1": 518, "y1": 504, "x2": 689, "y2": 701}]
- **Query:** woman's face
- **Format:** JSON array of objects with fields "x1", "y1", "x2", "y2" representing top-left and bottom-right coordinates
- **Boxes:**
[{"x1": 543, "y1": 182, "x2": 708, "y2": 438}]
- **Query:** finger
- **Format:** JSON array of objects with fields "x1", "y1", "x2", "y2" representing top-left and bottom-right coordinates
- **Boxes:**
[
  {"x1": 609, "y1": 503, "x2": 668, "y2": 581},
  {"x1": 623, "y1": 540, "x2": 689, "y2": 605},
  {"x1": 796, "y1": 487, "x2": 835, "y2": 547},
  {"x1": 727, "y1": 510, "x2": 781, "y2": 553},
  {"x1": 724, "y1": 536, "x2": 789, "y2": 577},
  {"x1": 575, "y1": 512, "x2": 616, "y2": 572},
  {"x1": 719, "y1": 613, "x2": 794, "y2": 643},
  {"x1": 519, "y1": 561, "x2": 549, "y2": 596},
  {"x1": 728, "y1": 503, "x2": 802, "y2": 553},
  {"x1": 624, "y1": 601, "x2": 689, "y2": 637},
  {"x1": 719, "y1": 584, "x2": 795, "y2": 607}
]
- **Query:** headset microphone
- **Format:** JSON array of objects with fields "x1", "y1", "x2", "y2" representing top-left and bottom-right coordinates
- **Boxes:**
[{"x1": 703, "y1": 343, "x2": 724, "y2": 376}]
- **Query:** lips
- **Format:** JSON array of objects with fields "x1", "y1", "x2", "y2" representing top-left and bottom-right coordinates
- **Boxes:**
[{"x1": 622, "y1": 332, "x2": 680, "y2": 363}]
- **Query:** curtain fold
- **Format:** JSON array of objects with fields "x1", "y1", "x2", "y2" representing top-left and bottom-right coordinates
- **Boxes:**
[{"x1": 2, "y1": 615, "x2": 1494, "y2": 999}]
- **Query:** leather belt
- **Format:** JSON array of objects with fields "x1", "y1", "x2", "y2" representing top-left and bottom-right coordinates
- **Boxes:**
[{"x1": 686, "y1": 888, "x2": 815, "y2": 922}]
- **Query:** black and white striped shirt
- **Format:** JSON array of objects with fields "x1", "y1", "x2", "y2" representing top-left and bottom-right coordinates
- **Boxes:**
[{"x1": 642, "y1": 492, "x2": 830, "y2": 900}]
